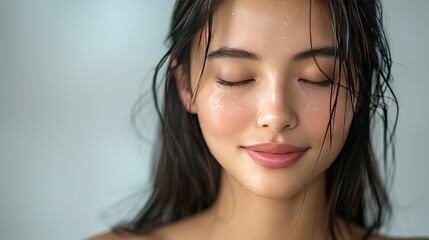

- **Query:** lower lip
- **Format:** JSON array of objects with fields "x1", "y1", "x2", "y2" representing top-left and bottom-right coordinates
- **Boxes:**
[{"x1": 244, "y1": 148, "x2": 307, "y2": 169}]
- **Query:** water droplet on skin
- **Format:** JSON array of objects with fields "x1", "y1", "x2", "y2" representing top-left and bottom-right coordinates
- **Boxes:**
[
  {"x1": 227, "y1": 121, "x2": 235, "y2": 133},
  {"x1": 244, "y1": 182, "x2": 257, "y2": 191},
  {"x1": 302, "y1": 91, "x2": 308, "y2": 97},
  {"x1": 214, "y1": 100, "x2": 220, "y2": 113},
  {"x1": 209, "y1": 96, "x2": 221, "y2": 114}
]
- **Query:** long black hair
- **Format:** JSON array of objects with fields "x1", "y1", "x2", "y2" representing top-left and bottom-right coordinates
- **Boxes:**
[{"x1": 115, "y1": 1, "x2": 398, "y2": 239}]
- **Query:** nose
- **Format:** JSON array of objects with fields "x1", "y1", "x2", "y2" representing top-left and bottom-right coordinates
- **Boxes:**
[{"x1": 256, "y1": 82, "x2": 298, "y2": 133}]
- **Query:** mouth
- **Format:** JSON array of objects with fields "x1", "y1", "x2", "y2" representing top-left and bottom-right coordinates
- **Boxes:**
[{"x1": 242, "y1": 143, "x2": 309, "y2": 169}]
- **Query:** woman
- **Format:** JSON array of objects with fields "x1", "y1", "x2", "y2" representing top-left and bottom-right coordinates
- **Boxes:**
[{"x1": 91, "y1": 0, "x2": 427, "y2": 239}]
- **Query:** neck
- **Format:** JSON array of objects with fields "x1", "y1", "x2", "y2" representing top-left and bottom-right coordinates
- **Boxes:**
[{"x1": 207, "y1": 171, "x2": 331, "y2": 240}]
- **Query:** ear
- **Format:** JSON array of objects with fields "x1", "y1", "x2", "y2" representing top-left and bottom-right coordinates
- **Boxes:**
[{"x1": 172, "y1": 59, "x2": 197, "y2": 114}]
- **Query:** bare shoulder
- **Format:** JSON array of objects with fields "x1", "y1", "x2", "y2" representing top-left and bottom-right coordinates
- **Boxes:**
[
  {"x1": 87, "y1": 231, "x2": 162, "y2": 240},
  {"x1": 370, "y1": 235, "x2": 429, "y2": 240},
  {"x1": 86, "y1": 212, "x2": 209, "y2": 240},
  {"x1": 340, "y1": 221, "x2": 428, "y2": 240}
]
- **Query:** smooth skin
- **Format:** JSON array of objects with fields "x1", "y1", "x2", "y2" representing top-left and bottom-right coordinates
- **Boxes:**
[{"x1": 90, "y1": 1, "x2": 427, "y2": 239}]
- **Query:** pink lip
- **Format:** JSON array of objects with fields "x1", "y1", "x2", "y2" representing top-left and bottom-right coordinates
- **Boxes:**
[{"x1": 243, "y1": 143, "x2": 309, "y2": 169}]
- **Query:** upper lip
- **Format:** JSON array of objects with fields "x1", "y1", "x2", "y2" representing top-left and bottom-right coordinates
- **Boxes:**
[{"x1": 243, "y1": 143, "x2": 309, "y2": 154}]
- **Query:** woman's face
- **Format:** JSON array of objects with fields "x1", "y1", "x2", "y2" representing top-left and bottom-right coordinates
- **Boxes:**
[{"x1": 180, "y1": 0, "x2": 355, "y2": 198}]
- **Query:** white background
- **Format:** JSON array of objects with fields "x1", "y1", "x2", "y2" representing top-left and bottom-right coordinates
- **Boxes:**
[{"x1": 0, "y1": 1, "x2": 428, "y2": 239}]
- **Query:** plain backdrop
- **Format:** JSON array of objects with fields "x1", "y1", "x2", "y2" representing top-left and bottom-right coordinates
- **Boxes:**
[{"x1": 0, "y1": 1, "x2": 428, "y2": 239}]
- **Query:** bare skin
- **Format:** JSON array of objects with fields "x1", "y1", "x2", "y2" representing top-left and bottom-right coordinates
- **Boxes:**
[
  {"x1": 89, "y1": 1, "x2": 427, "y2": 240},
  {"x1": 89, "y1": 215, "x2": 427, "y2": 240},
  {"x1": 89, "y1": 173, "x2": 427, "y2": 240}
]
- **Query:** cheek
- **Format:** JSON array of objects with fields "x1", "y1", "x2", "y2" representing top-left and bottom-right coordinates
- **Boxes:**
[
  {"x1": 324, "y1": 99, "x2": 354, "y2": 167},
  {"x1": 301, "y1": 87, "x2": 354, "y2": 165},
  {"x1": 196, "y1": 88, "x2": 254, "y2": 137},
  {"x1": 299, "y1": 88, "x2": 332, "y2": 130},
  {"x1": 300, "y1": 86, "x2": 354, "y2": 136}
]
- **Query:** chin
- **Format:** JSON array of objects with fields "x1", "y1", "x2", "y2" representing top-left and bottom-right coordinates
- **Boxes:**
[{"x1": 239, "y1": 166, "x2": 328, "y2": 201}]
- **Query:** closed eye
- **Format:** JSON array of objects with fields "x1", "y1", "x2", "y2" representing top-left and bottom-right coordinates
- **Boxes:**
[
  {"x1": 298, "y1": 78, "x2": 333, "y2": 87},
  {"x1": 216, "y1": 79, "x2": 255, "y2": 87}
]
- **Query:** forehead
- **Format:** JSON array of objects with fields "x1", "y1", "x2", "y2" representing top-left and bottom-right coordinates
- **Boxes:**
[{"x1": 209, "y1": 0, "x2": 334, "y2": 59}]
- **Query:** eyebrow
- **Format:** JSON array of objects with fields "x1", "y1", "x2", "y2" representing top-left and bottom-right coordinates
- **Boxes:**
[
  {"x1": 207, "y1": 47, "x2": 260, "y2": 60},
  {"x1": 207, "y1": 46, "x2": 336, "y2": 61},
  {"x1": 293, "y1": 47, "x2": 336, "y2": 60}
]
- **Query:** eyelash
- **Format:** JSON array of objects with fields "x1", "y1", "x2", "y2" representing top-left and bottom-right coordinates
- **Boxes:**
[
  {"x1": 216, "y1": 79, "x2": 254, "y2": 87},
  {"x1": 298, "y1": 78, "x2": 334, "y2": 87},
  {"x1": 216, "y1": 78, "x2": 333, "y2": 88}
]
